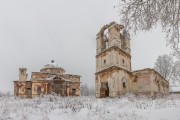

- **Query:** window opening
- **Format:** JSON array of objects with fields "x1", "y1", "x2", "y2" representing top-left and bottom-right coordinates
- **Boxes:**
[
  {"x1": 104, "y1": 60, "x2": 106, "y2": 64},
  {"x1": 123, "y1": 82, "x2": 126, "y2": 88}
]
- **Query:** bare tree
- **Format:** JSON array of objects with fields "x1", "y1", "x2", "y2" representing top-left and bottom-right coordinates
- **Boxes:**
[
  {"x1": 154, "y1": 54, "x2": 174, "y2": 80},
  {"x1": 171, "y1": 60, "x2": 180, "y2": 86},
  {"x1": 118, "y1": 0, "x2": 180, "y2": 55}
]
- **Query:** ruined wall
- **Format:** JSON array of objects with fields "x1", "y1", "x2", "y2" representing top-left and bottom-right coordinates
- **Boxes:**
[
  {"x1": 132, "y1": 69, "x2": 169, "y2": 95},
  {"x1": 31, "y1": 81, "x2": 49, "y2": 98},
  {"x1": 63, "y1": 74, "x2": 80, "y2": 82},
  {"x1": 132, "y1": 71, "x2": 152, "y2": 93},
  {"x1": 151, "y1": 71, "x2": 169, "y2": 94},
  {"x1": 17, "y1": 82, "x2": 26, "y2": 95},
  {"x1": 62, "y1": 74, "x2": 80, "y2": 96},
  {"x1": 108, "y1": 25, "x2": 120, "y2": 42},
  {"x1": 19, "y1": 68, "x2": 28, "y2": 81},
  {"x1": 115, "y1": 69, "x2": 132, "y2": 95},
  {"x1": 69, "y1": 83, "x2": 80, "y2": 96},
  {"x1": 96, "y1": 68, "x2": 132, "y2": 97},
  {"x1": 40, "y1": 68, "x2": 65, "y2": 74},
  {"x1": 52, "y1": 81, "x2": 67, "y2": 96},
  {"x1": 96, "y1": 49, "x2": 131, "y2": 72},
  {"x1": 14, "y1": 81, "x2": 28, "y2": 98},
  {"x1": 31, "y1": 72, "x2": 49, "y2": 79},
  {"x1": 124, "y1": 36, "x2": 130, "y2": 53}
]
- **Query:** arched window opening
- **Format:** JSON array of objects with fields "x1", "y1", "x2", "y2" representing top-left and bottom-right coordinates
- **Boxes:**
[
  {"x1": 123, "y1": 82, "x2": 126, "y2": 88},
  {"x1": 100, "y1": 29, "x2": 109, "y2": 52},
  {"x1": 122, "y1": 59, "x2": 125, "y2": 64},
  {"x1": 104, "y1": 60, "x2": 106, "y2": 64},
  {"x1": 122, "y1": 77, "x2": 127, "y2": 90}
]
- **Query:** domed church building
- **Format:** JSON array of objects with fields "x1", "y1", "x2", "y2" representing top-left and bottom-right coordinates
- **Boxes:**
[{"x1": 14, "y1": 60, "x2": 81, "y2": 98}]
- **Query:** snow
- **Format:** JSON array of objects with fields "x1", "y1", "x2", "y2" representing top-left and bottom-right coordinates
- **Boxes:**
[
  {"x1": 44, "y1": 62, "x2": 60, "y2": 68},
  {"x1": 0, "y1": 94, "x2": 180, "y2": 120},
  {"x1": 171, "y1": 87, "x2": 180, "y2": 92}
]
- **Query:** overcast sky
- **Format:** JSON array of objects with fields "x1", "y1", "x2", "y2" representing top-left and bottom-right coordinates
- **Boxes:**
[{"x1": 0, "y1": 0, "x2": 171, "y2": 93}]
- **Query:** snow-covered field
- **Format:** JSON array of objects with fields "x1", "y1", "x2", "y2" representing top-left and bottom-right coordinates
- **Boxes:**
[{"x1": 0, "y1": 94, "x2": 180, "y2": 120}]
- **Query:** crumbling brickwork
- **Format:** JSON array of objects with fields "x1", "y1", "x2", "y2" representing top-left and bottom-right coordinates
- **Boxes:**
[
  {"x1": 14, "y1": 61, "x2": 81, "y2": 98},
  {"x1": 96, "y1": 22, "x2": 169, "y2": 98}
]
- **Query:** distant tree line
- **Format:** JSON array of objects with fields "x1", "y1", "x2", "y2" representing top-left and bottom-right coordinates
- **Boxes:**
[
  {"x1": 0, "y1": 91, "x2": 11, "y2": 97},
  {"x1": 80, "y1": 84, "x2": 95, "y2": 96}
]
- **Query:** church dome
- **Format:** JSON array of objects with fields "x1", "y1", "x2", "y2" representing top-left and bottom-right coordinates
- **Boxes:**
[
  {"x1": 44, "y1": 60, "x2": 60, "y2": 68},
  {"x1": 40, "y1": 60, "x2": 65, "y2": 74}
]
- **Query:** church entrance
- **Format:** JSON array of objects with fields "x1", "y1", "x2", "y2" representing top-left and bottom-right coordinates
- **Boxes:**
[
  {"x1": 122, "y1": 77, "x2": 127, "y2": 93},
  {"x1": 72, "y1": 89, "x2": 76, "y2": 96},
  {"x1": 26, "y1": 88, "x2": 31, "y2": 98},
  {"x1": 100, "y1": 82, "x2": 109, "y2": 98}
]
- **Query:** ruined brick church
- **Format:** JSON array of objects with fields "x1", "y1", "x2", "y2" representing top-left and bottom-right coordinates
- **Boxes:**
[
  {"x1": 14, "y1": 61, "x2": 80, "y2": 98},
  {"x1": 95, "y1": 22, "x2": 169, "y2": 98},
  {"x1": 13, "y1": 21, "x2": 169, "y2": 98}
]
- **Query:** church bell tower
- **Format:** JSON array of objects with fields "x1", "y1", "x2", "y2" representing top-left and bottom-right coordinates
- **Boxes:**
[{"x1": 95, "y1": 22, "x2": 132, "y2": 98}]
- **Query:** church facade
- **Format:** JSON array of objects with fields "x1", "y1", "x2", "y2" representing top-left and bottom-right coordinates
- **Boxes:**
[
  {"x1": 95, "y1": 22, "x2": 169, "y2": 98},
  {"x1": 14, "y1": 61, "x2": 81, "y2": 98}
]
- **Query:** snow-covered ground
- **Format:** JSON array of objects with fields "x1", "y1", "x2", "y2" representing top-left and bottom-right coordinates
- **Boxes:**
[{"x1": 0, "y1": 94, "x2": 180, "y2": 120}]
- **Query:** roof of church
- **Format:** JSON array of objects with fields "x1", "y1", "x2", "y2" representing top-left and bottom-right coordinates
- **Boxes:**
[{"x1": 43, "y1": 60, "x2": 61, "y2": 69}]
